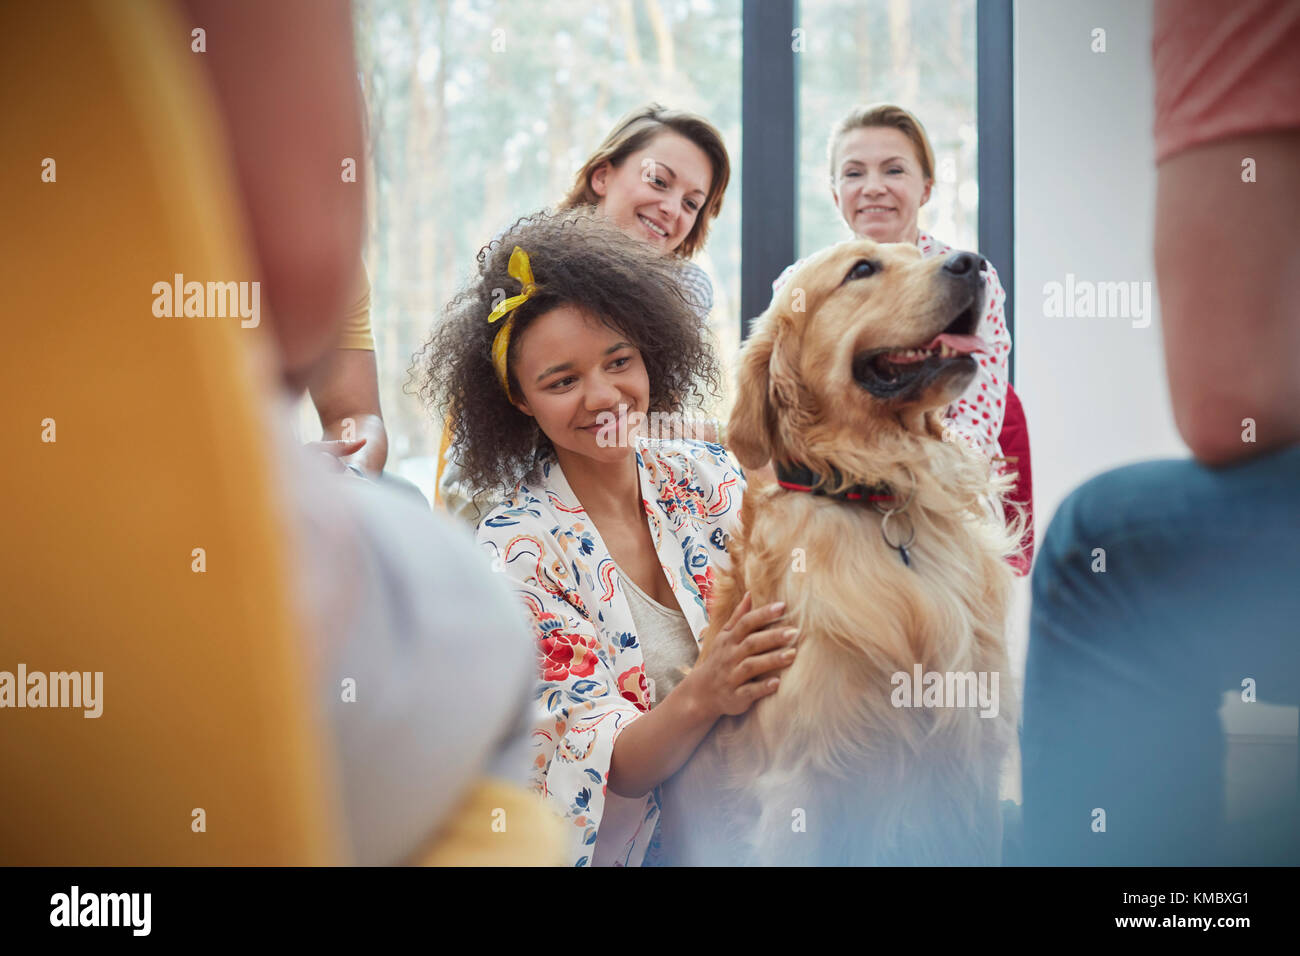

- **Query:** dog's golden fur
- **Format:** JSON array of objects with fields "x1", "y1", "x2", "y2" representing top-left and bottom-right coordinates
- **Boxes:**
[{"x1": 657, "y1": 238, "x2": 1021, "y2": 865}]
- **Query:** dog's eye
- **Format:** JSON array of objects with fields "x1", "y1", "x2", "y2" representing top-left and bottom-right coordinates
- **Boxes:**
[{"x1": 845, "y1": 260, "x2": 877, "y2": 282}]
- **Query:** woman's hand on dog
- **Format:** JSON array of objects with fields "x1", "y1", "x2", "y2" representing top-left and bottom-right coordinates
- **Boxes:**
[
  {"x1": 606, "y1": 593, "x2": 796, "y2": 799},
  {"x1": 683, "y1": 591, "x2": 798, "y2": 718}
]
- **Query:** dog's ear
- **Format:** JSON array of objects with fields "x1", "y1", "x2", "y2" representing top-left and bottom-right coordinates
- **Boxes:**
[{"x1": 728, "y1": 312, "x2": 780, "y2": 470}]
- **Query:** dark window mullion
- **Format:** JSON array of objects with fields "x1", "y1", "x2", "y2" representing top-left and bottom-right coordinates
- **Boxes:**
[
  {"x1": 977, "y1": 0, "x2": 1015, "y2": 383},
  {"x1": 740, "y1": 0, "x2": 798, "y2": 341}
]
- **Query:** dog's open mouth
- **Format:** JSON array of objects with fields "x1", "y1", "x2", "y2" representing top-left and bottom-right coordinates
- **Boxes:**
[{"x1": 852, "y1": 301, "x2": 988, "y2": 400}]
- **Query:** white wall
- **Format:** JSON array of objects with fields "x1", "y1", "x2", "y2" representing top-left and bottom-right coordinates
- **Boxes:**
[
  {"x1": 1010, "y1": 0, "x2": 1297, "y2": 756},
  {"x1": 1013, "y1": 0, "x2": 1186, "y2": 538}
]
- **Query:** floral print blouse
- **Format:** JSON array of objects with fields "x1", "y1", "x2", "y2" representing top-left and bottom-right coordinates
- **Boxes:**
[{"x1": 475, "y1": 436, "x2": 746, "y2": 866}]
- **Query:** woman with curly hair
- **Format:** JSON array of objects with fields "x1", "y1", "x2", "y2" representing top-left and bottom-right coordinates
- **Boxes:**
[
  {"x1": 435, "y1": 103, "x2": 733, "y2": 524},
  {"x1": 416, "y1": 211, "x2": 796, "y2": 867}
]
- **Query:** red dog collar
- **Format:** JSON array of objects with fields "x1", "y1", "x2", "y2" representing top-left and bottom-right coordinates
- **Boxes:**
[{"x1": 772, "y1": 460, "x2": 896, "y2": 503}]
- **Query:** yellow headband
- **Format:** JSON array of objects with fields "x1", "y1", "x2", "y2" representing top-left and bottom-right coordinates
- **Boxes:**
[{"x1": 487, "y1": 246, "x2": 539, "y2": 402}]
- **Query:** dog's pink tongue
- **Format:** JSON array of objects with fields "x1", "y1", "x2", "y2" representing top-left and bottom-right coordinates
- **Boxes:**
[{"x1": 923, "y1": 333, "x2": 989, "y2": 354}]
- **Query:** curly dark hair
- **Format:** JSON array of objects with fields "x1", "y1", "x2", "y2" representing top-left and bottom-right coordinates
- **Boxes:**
[{"x1": 413, "y1": 210, "x2": 723, "y2": 497}]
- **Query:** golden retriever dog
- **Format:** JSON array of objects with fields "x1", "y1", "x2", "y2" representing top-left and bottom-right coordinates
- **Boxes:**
[{"x1": 657, "y1": 238, "x2": 1020, "y2": 866}]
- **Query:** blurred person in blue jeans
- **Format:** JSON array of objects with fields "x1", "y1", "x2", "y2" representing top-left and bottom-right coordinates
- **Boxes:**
[{"x1": 1022, "y1": 0, "x2": 1300, "y2": 866}]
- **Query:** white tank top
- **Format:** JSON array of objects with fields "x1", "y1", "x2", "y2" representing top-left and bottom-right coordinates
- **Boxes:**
[{"x1": 617, "y1": 567, "x2": 699, "y2": 706}]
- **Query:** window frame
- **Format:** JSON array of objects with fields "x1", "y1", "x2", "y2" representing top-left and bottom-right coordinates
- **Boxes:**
[{"x1": 738, "y1": 0, "x2": 1014, "y2": 380}]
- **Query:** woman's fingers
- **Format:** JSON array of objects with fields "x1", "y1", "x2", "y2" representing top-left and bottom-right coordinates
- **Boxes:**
[
  {"x1": 732, "y1": 600, "x2": 787, "y2": 646},
  {"x1": 733, "y1": 643, "x2": 797, "y2": 684},
  {"x1": 323, "y1": 438, "x2": 367, "y2": 456},
  {"x1": 699, "y1": 592, "x2": 796, "y2": 715},
  {"x1": 720, "y1": 590, "x2": 753, "y2": 633},
  {"x1": 738, "y1": 625, "x2": 798, "y2": 658},
  {"x1": 718, "y1": 595, "x2": 788, "y2": 649},
  {"x1": 739, "y1": 675, "x2": 782, "y2": 703},
  {"x1": 306, "y1": 438, "x2": 368, "y2": 465}
]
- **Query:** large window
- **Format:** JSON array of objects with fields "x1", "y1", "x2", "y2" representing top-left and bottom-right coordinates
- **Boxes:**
[{"x1": 342, "y1": 0, "x2": 988, "y2": 500}]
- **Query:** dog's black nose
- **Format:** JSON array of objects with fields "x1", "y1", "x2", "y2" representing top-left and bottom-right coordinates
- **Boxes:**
[{"x1": 942, "y1": 252, "x2": 984, "y2": 277}]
